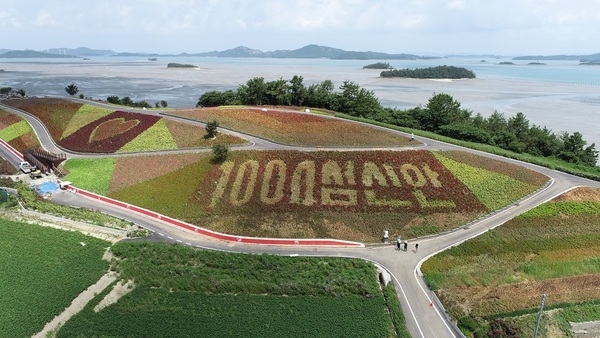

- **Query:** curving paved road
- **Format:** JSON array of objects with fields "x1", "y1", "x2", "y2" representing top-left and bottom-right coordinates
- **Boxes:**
[{"x1": 2, "y1": 98, "x2": 600, "y2": 337}]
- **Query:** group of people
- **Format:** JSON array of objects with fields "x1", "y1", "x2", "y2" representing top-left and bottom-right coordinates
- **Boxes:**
[{"x1": 396, "y1": 237, "x2": 418, "y2": 252}]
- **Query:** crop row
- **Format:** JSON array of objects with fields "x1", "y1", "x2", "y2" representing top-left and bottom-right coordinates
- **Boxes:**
[
  {"x1": 110, "y1": 241, "x2": 379, "y2": 296},
  {"x1": 0, "y1": 218, "x2": 109, "y2": 337},
  {"x1": 58, "y1": 288, "x2": 393, "y2": 338}
]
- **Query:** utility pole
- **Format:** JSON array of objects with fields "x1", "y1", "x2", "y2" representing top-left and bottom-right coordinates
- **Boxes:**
[{"x1": 533, "y1": 294, "x2": 547, "y2": 338}]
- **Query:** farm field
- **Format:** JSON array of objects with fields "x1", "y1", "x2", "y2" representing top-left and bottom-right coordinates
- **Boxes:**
[
  {"x1": 0, "y1": 217, "x2": 110, "y2": 337},
  {"x1": 2, "y1": 98, "x2": 247, "y2": 153},
  {"x1": 57, "y1": 241, "x2": 408, "y2": 338},
  {"x1": 63, "y1": 149, "x2": 548, "y2": 241},
  {"x1": 421, "y1": 186, "x2": 600, "y2": 337},
  {"x1": 170, "y1": 106, "x2": 415, "y2": 147}
]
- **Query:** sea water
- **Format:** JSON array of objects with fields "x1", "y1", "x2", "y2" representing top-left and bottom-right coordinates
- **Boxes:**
[{"x1": 1, "y1": 56, "x2": 599, "y2": 150}]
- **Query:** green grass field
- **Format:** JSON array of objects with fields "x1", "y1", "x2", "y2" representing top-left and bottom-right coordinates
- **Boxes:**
[
  {"x1": 0, "y1": 218, "x2": 110, "y2": 337},
  {"x1": 57, "y1": 241, "x2": 408, "y2": 338}
]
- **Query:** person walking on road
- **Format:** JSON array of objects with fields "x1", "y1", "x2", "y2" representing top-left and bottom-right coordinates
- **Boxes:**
[
  {"x1": 403, "y1": 241, "x2": 408, "y2": 252},
  {"x1": 415, "y1": 243, "x2": 419, "y2": 252},
  {"x1": 396, "y1": 238, "x2": 401, "y2": 251}
]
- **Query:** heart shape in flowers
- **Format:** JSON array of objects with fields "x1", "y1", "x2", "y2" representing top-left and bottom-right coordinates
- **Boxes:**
[{"x1": 88, "y1": 118, "x2": 140, "y2": 143}]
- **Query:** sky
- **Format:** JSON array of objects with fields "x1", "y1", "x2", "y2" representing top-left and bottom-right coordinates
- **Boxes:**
[{"x1": 1, "y1": 0, "x2": 599, "y2": 56}]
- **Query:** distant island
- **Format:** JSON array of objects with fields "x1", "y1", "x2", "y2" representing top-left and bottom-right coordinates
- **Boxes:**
[
  {"x1": 0, "y1": 44, "x2": 440, "y2": 61},
  {"x1": 499, "y1": 62, "x2": 515, "y2": 65},
  {"x1": 2, "y1": 45, "x2": 600, "y2": 62},
  {"x1": 363, "y1": 62, "x2": 393, "y2": 69},
  {"x1": 0, "y1": 50, "x2": 77, "y2": 58},
  {"x1": 167, "y1": 63, "x2": 197, "y2": 68},
  {"x1": 380, "y1": 65, "x2": 476, "y2": 79},
  {"x1": 528, "y1": 62, "x2": 546, "y2": 65}
]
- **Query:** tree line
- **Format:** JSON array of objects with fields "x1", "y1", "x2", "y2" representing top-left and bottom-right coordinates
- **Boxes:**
[{"x1": 197, "y1": 76, "x2": 598, "y2": 167}]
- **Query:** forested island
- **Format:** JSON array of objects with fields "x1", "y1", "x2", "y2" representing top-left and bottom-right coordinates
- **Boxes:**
[
  {"x1": 197, "y1": 75, "x2": 598, "y2": 171},
  {"x1": 379, "y1": 65, "x2": 476, "y2": 79},
  {"x1": 363, "y1": 62, "x2": 393, "y2": 69},
  {"x1": 167, "y1": 63, "x2": 197, "y2": 68}
]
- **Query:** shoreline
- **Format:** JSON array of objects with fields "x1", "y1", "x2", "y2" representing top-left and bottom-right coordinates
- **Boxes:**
[{"x1": 1, "y1": 59, "x2": 598, "y2": 149}]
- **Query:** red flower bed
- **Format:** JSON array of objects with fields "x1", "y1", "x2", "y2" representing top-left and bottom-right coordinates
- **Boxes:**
[
  {"x1": 3, "y1": 98, "x2": 82, "y2": 140},
  {"x1": 194, "y1": 150, "x2": 486, "y2": 215},
  {"x1": 59, "y1": 111, "x2": 160, "y2": 153},
  {"x1": 172, "y1": 107, "x2": 412, "y2": 147}
]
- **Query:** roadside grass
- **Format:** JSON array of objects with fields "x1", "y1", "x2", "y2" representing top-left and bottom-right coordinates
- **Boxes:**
[
  {"x1": 64, "y1": 158, "x2": 116, "y2": 195},
  {"x1": 0, "y1": 218, "x2": 109, "y2": 337},
  {"x1": 57, "y1": 241, "x2": 402, "y2": 338}
]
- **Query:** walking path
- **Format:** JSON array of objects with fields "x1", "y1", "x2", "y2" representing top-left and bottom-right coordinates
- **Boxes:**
[{"x1": 2, "y1": 98, "x2": 600, "y2": 337}]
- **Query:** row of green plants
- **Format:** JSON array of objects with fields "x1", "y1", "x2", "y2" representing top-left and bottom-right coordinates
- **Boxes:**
[
  {"x1": 55, "y1": 241, "x2": 402, "y2": 337},
  {"x1": 0, "y1": 218, "x2": 109, "y2": 337},
  {"x1": 110, "y1": 241, "x2": 380, "y2": 295},
  {"x1": 58, "y1": 288, "x2": 393, "y2": 338}
]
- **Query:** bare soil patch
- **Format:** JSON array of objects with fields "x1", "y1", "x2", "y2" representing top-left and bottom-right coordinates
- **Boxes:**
[{"x1": 553, "y1": 187, "x2": 600, "y2": 202}]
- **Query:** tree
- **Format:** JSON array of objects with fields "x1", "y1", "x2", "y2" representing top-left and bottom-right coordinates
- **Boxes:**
[
  {"x1": 305, "y1": 80, "x2": 335, "y2": 109},
  {"x1": 239, "y1": 77, "x2": 267, "y2": 105},
  {"x1": 334, "y1": 80, "x2": 381, "y2": 118},
  {"x1": 16, "y1": 88, "x2": 26, "y2": 97},
  {"x1": 65, "y1": 83, "x2": 79, "y2": 96},
  {"x1": 160, "y1": 100, "x2": 168, "y2": 108},
  {"x1": 205, "y1": 120, "x2": 219, "y2": 139},
  {"x1": 265, "y1": 78, "x2": 291, "y2": 105},
  {"x1": 559, "y1": 131, "x2": 599, "y2": 166},
  {"x1": 211, "y1": 144, "x2": 229, "y2": 163},
  {"x1": 289, "y1": 75, "x2": 307, "y2": 106},
  {"x1": 420, "y1": 93, "x2": 464, "y2": 132}
]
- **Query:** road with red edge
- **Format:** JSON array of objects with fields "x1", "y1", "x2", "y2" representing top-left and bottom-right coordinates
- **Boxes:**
[{"x1": 2, "y1": 98, "x2": 600, "y2": 337}]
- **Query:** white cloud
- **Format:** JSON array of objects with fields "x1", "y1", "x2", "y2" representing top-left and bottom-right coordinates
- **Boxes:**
[{"x1": 2, "y1": 0, "x2": 599, "y2": 54}]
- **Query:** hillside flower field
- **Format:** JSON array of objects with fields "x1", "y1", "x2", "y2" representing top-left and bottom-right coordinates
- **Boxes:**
[
  {"x1": 3, "y1": 98, "x2": 246, "y2": 153},
  {"x1": 64, "y1": 149, "x2": 547, "y2": 241},
  {"x1": 171, "y1": 107, "x2": 415, "y2": 147},
  {"x1": 421, "y1": 187, "x2": 600, "y2": 336},
  {"x1": 0, "y1": 108, "x2": 39, "y2": 150}
]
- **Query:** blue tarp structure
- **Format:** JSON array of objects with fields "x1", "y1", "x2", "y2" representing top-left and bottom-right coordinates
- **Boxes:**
[{"x1": 36, "y1": 181, "x2": 59, "y2": 194}]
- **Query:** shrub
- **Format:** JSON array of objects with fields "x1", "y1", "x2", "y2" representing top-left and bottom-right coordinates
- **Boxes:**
[{"x1": 211, "y1": 144, "x2": 229, "y2": 163}]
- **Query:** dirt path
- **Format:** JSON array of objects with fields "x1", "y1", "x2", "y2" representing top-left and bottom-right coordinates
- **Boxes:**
[{"x1": 32, "y1": 272, "x2": 117, "y2": 338}]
